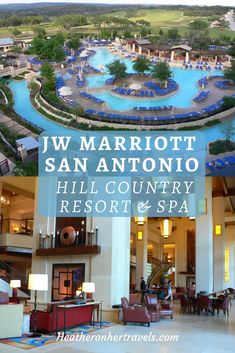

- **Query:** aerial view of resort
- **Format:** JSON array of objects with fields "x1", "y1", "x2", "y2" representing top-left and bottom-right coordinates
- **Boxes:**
[{"x1": 0, "y1": 1, "x2": 235, "y2": 175}]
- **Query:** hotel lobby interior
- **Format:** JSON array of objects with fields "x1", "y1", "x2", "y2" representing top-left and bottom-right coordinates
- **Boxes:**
[{"x1": 0, "y1": 176, "x2": 235, "y2": 353}]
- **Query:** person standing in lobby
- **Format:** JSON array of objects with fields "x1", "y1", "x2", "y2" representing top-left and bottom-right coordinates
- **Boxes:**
[
  {"x1": 165, "y1": 280, "x2": 173, "y2": 301},
  {"x1": 140, "y1": 277, "x2": 146, "y2": 303}
]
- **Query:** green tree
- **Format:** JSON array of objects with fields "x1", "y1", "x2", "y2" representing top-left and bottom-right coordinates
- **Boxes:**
[
  {"x1": 67, "y1": 33, "x2": 81, "y2": 50},
  {"x1": 56, "y1": 14, "x2": 87, "y2": 31},
  {"x1": 140, "y1": 27, "x2": 150, "y2": 37},
  {"x1": 10, "y1": 28, "x2": 21, "y2": 37},
  {"x1": 167, "y1": 27, "x2": 180, "y2": 41},
  {"x1": 30, "y1": 33, "x2": 65, "y2": 62},
  {"x1": 224, "y1": 62, "x2": 235, "y2": 83},
  {"x1": 189, "y1": 19, "x2": 208, "y2": 31},
  {"x1": 32, "y1": 25, "x2": 46, "y2": 38},
  {"x1": 228, "y1": 44, "x2": 235, "y2": 58},
  {"x1": 133, "y1": 56, "x2": 151, "y2": 75},
  {"x1": 220, "y1": 121, "x2": 235, "y2": 147},
  {"x1": 13, "y1": 161, "x2": 38, "y2": 176},
  {"x1": 100, "y1": 28, "x2": 112, "y2": 40},
  {"x1": 106, "y1": 59, "x2": 127, "y2": 79},
  {"x1": 52, "y1": 46, "x2": 65, "y2": 62},
  {"x1": 30, "y1": 37, "x2": 45, "y2": 56},
  {"x1": 159, "y1": 29, "x2": 164, "y2": 36},
  {"x1": 40, "y1": 62, "x2": 55, "y2": 81},
  {"x1": 151, "y1": 62, "x2": 172, "y2": 86}
]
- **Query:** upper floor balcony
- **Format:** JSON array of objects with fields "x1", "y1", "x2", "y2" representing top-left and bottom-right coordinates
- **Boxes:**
[{"x1": 0, "y1": 218, "x2": 33, "y2": 255}]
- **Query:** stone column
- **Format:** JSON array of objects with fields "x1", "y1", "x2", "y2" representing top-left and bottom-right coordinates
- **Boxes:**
[
  {"x1": 213, "y1": 196, "x2": 225, "y2": 291},
  {"x1": 195, "y1": 178, "x2": 213, "y2": 294},
  {"x1": 185, "y1": 52, "x2": 189, "y2": 63},
  {"x1": 132, "y1": 43, "x2": 136, "y2": 52},
  {"x1": 139, "y1": 46, "x2": 142, "y2": 55},
  {"x1": 91, "y1": 217, "x2": 130, "y2": 308},
  {"x1": 31, "y1": 179, "x2": 56, "y2": 303},
  {"x1": 135, "y1": 222, "x2": 148, "y2": 290},
  {"x1": 170, "y1": 50, "x2": 175, "y2": 61}
]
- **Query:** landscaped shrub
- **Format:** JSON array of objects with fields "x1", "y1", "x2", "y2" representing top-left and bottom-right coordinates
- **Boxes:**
[
  {"x1": 209, "y1": 140, "x2": 235, "y2": 155},
  {"x1": 222, "y1": 96, "x2": 235, "y2": 110}
]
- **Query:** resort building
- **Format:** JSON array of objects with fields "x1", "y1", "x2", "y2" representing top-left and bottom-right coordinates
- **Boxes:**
[
  {"x1": 0, "y1": 38, "x2": 14, "y2": 53},
  {"x1": 125, "y1": 39, "x2": 231, "y2": 65},
  {"x1": 210, "y1": 20, "x2": 224, "y2": 29}
]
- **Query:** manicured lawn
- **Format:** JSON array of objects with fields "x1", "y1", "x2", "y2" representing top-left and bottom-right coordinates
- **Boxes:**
[{"x1": 129, "y1": 9, "x2": 187, "y2": 26}]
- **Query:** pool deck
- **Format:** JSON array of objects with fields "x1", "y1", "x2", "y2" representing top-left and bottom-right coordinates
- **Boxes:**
[{"x1": 63, "y1": 72, "x2": 235, "y2": 118}]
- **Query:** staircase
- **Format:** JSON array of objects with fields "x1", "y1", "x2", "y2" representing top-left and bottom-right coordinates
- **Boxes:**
[
  {"x1": 147, "y1": 257, "x2": 172, "y2": 287},
  {"x1": 0, "y1": 260, "x2": 29, "y2": 295}
]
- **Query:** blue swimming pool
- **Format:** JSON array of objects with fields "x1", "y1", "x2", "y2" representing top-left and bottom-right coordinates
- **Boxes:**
[
  {"x1": 8, "y1": 78, "x2": 235, "y2": 148},
  {"x1": 87, "y1": 47, "x2": 223, "y2": 110}
]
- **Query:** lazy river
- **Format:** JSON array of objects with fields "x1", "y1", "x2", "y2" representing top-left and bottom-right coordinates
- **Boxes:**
[{"x1": 9, "y1": 80, "x2": 69, "y2": 133}]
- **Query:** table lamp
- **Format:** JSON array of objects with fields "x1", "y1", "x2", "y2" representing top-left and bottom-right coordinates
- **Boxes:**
[
  {"x1": 28, "y1": 274, "x2": 48, "y2": 337},
  {"x1": 10, "y1": 280, "x2": 21, "y2": 298},
  {"x1": 82, "y1": 282, "x2": 95, "y2": 300}
]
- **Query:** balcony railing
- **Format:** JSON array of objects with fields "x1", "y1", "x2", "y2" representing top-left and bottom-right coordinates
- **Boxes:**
[
  {"x1": 0, "y1": 218, "x2": 34, "y2": 236},
  {"x1": 36, "y1": 229, "x2": 101, "y2": 256}
]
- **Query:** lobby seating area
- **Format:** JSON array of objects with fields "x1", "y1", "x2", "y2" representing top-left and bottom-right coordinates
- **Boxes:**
[
  {"x1": 180, "y1": 290, "x2": 232, "y2": 317},
  {"x1": 121, "y1": 293, "x2": 173, "y2": 326}
]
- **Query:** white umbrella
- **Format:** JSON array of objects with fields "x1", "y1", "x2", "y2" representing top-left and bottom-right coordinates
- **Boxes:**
[
  {"x1": 58, "y1": 86, "x2": 73, "y2": 96},
  {"x1": 129, "y1": 83, "x2": 142, "y2": 90},
  {"x1": 80, "y1": 50, "x2": 89, "y2": 58}
]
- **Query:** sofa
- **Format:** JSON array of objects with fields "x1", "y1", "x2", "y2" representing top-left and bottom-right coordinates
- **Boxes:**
[
  {"x1": 30, "y1": 301, "x2": 95, "y2": 334},
  {"x1": 121, "y1": 297, "x2": 150, "y2": 326},
  {"x1": 0, "y1": 291, "x2": 23, "y2": 339}
]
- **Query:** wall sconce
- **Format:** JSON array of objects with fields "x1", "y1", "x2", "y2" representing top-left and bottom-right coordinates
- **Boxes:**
[
  {"x1": 160, "y1": 219, "x2": 173, "y2": 239},
  {"x1": 215, "y1": 224, "x2": 222, "y2": 236},
  {"x1": 137, "y1": 230, "x2": 143, "y2": 241},
  {"x1": 134, "y1": 217, "x2": 147, "y2": 225}
]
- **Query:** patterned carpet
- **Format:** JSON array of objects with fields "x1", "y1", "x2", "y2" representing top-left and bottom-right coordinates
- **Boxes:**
[{"x1": 0, "y1": 322, "x2": 113, "y2": 350}]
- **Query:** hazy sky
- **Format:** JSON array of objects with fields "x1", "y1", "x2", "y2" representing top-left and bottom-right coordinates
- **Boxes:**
[{"x1": 1, "y1": 0, "x2": 234, "y2": 6}]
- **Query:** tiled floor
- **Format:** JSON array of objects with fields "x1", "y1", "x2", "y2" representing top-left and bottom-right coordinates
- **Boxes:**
[{"x1": 1, "y1": 302, "x2": 235, "y2": 353}]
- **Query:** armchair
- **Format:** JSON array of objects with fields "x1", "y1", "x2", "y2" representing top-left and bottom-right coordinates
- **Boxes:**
[
  {"x1": 121, "y1": 297, "x2": 150, "y2": 326},
  {"x1": 144, "y1": 294, "x2": 173, "y2": 320},
  {"x1": 213, "y1": 296, "x2": 230, "y2": 317},
  {"x1": 196, "y1": 296, "x2": 213, "y2": 315},
  {"x1": 180, "y1": 295, "x2": 196, "y2": 314},
  {"x1": 144, "y1": 294, "x2": 160, "y2": 322}
]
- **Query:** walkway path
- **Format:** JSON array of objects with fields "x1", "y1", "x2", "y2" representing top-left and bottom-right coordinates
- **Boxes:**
[{"x1": 0, "y1": 111, "x2": 38, "y2": 139}]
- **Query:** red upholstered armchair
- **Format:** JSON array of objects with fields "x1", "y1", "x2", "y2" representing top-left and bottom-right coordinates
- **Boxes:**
[
  {"x1": 213, "y1": 296, "x2": 230, "y2": 317},
  {"x1": 144, "y1": 294, "x2": 173, "y2": 320},
  {"x1": 180, "y1": 295, "x2": 196, "y2": 314},
  {"x1": 121, "y1": 297, "x2": 150, "y2": 326},
  {"x1": 144, "y1": 294, "x2": 160, "y2": 322},
  {"x1": 196, "y1": 296, "x2": 213, "y2": 315}
]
